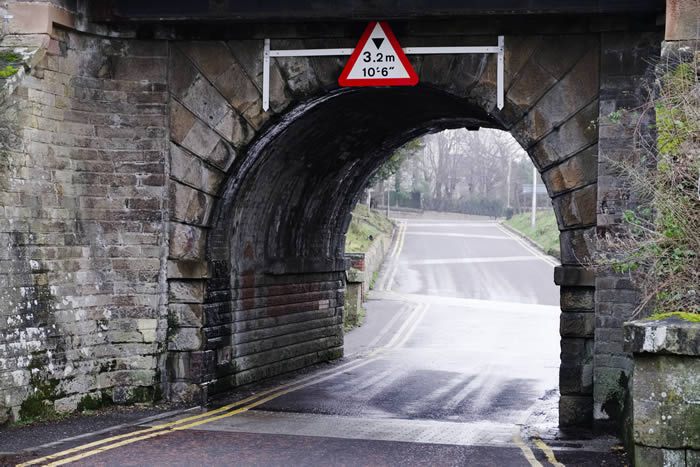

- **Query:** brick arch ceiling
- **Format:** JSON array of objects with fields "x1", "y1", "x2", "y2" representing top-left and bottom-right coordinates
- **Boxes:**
[{"x1": 209, "y1": 86, "x2": 501, "y2": 276}]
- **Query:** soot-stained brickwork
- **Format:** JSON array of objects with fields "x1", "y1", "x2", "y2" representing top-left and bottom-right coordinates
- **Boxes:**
[{"x1": 0, "y1": 2, "x2": 668, "y2": 429}]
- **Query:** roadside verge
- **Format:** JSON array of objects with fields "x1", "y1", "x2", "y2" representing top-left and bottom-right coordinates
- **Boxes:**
[{"x1": 344, "y1": 206, "x2": 396, "y2": 330}]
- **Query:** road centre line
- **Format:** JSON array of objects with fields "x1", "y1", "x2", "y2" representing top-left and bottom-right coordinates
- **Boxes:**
[
  {"x1": 405, "y1": 231, "x2": 512, "y2": 240},
  {"x1": 404, "y1": 255, "x2": 544, "y2": 265},
  {"x1": 372, "y1": 290, "x2": 560, "y2": 314},
  {"x1": 25, "y1": 302, "x2": 427, "y2": 466},
  {"x1": 393, "y1": 222, "x2": 499, "y2": 227}
]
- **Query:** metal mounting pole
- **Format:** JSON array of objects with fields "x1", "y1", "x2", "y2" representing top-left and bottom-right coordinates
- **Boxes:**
[
  {"x1": 497, "y1": 36, "x2": 504, "y2": 110},
  {"x1": 386, "y1": 189, "x2": 390, "y2": 218},
  {"x1": 262, "y1": 38, "x2": 270, "y2": 111},
  {"x1": 261, "y1": 37, "x2": 505, "y2": 112},
  {"x1": 531, "y1": 166, "x2": 537, "y2": 229}
]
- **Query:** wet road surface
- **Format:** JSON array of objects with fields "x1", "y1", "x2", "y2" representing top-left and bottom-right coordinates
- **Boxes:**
[{"x1": 13, "y1": 216, "x2": 626, "y2": 466}]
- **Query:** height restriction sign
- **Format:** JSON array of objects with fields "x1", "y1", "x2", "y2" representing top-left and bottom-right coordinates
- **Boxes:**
[{"x1": 339, "y1": 22, "x2": 418, "y2": 86}]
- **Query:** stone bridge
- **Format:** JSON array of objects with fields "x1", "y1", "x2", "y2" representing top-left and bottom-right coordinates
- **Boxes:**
[{"x1": 0, "y1": 0, "x2": 694, "y2": 429}]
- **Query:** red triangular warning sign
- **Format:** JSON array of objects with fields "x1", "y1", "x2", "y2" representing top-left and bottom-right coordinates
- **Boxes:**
[{"x1": 339, "y1": 22, "x2": 418, "y2": 87}]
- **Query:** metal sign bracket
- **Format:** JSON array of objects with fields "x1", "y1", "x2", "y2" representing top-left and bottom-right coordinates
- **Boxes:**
[{"x1": 262, "y1": 36, "x2": 504, "y2": 111}]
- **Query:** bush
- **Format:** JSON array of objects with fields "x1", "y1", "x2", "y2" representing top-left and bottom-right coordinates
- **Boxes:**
[{"x1": 594, "y1": 54, "x2": 699, "y2": 317}]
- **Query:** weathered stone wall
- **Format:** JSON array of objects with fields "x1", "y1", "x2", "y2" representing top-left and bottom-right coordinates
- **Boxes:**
[
  {"x1": 625, "y1": 319, "x2": 700, "y2": 466},
  {"x1": 0, "y1": 29, "x2": 168, "y2": 422},
  {"x1": 344, "y1": 230, "x2": 394, "y2": 327},
  {"x1": 164, "y1": 41, "x2": 347, "y2": 401},
  {"x1": 160, "y1": 32, "x2": 607, "y2": 429},
  {"x1": 0, "y1": 5, "x2": 666, "y2": 430},
  {"x1": 594, "y1": 31, "x2": 662, "y2": 423}
]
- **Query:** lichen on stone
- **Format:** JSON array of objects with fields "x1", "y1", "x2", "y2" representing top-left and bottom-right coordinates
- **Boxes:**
[
  {"x1": 0, "y1": 65, "x2": 18, "y2": 78},
  {"x1": 646, "y1": 312, "x2": 700, "y2": 323}
]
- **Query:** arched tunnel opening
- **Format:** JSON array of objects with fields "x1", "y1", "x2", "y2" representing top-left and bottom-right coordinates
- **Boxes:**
[
  {"x1": 201, "y1": 84, "x2": 562, "y2": 427},
  {"x1": 211, "y1": 86, "x2": 499, "y2": 278}
]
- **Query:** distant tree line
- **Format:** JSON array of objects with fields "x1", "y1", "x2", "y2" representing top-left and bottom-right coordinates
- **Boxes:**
[{"x1": 370, "y1": 129, "x2": 547, "y2": 218}]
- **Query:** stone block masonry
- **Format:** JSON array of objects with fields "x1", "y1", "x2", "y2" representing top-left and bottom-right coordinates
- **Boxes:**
[
  {"x1": 345, "y1": 230, "x2": 393, "y2": 328},
  {"x1": 594, "y1": 31, "x2": 662, "y2": 424},
  {"x1": 0, "y1": 29, "x2": 169, "y2": 423},
  {"x1": 626, "y1": 318, "x2": 700, "y2": 466},
  {"x1": 0, "y1": 2, "x2": 668, "y2": 433}
]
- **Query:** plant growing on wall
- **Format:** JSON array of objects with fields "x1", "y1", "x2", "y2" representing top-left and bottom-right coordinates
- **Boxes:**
[
  {"x1": 0, "y1": 96, "x2": 20, "y2": 165},
  {"x1": 596, "y1": 54, "x2": 699, "y2": 318}
]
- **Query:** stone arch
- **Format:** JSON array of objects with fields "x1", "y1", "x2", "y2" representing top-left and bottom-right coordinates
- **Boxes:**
[{"x1": 165, "y1": 33, "x2": 601, "y2": 426}]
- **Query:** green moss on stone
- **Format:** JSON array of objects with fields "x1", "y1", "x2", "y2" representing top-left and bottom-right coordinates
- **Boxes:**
[
  {"x1": 77, "y1": 393, "x2": 104, "y2": 412},
  {"x1": 19, "y1": 378, "x2": 64, "y2": 420},
  {"x1": 0, "y1": 65, "x2": 19, "y2": 78},
  {"x1": 166, "y1": 311, "x2": 180, "y2": 344},
  {"x1": 646, "y1": 312, "x2": 700, "y2": 323},
  {"x1": 127, "y1": 386, "x2": 155, "y2": 404},
  {"x1": 0, "y1": 52, "x2": 21, "y2": 62}
]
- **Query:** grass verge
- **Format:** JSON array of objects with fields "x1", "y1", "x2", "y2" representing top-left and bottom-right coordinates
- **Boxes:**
[
  {"x1": 345, "y1": 204, "x2": 394, "y2": 253},
  {"x1": 504, "y1": 209, "x2": 560, "y2": 259}
]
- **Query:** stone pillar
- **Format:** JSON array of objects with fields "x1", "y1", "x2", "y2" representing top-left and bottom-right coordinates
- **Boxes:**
[
  {"x1": 665, "y1": 0, "x2": 700, "y2": 41},
  {"x1": 555, "y1": 265, "x2": 596, "y2": 426},
  {"x1": 594, "y1": 31, "x2": 662, "y2": 423},
  {"x1": 344, "y1": 253, "x2": 365, "y2": 329},
  {"x1": 167, "y1": 261, "x2": 213, "y2": 403},
  {"x1": 625, "y1": 319, "x2": 700, "y2": 466}
]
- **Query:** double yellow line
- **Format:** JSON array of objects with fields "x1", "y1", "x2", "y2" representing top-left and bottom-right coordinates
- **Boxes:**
[
  {"x1": 513, "y1": 428, "x2": 566, "y2": 467},
  {"x1": 381, "y1": 221, "x2": 408, "y2": 291},
  {"x1": 390, "y1": 221, "x2": 407, "y2": 258},
  {"x1": 20, "y1": 302, "x2": 428, "y2": 467}
]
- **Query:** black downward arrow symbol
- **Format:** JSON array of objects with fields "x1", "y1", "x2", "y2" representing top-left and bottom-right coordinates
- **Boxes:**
[{"x1": 372, "y1": 38, "x2": 384, "y2": 49}]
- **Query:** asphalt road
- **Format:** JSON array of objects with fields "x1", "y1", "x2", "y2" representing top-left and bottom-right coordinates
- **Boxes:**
[{"x1": 11, "y1": 215, "x2": 626, "y2": 466}]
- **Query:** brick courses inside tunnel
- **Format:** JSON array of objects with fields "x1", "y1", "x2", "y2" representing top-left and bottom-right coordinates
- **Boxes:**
[
  {"x1": 194, "y1": 87, "x2": 498, "y2": 398},
  {"x1": 0, "y1": 3, "x2": 664, "y2": 428},
  {"x1": 164, "y1": 33, "x2": 614, "y2": 428}
]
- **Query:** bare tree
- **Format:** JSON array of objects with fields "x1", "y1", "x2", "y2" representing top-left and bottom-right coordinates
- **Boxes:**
[{"x1": 376, "y1": 128, "x2": 532, "y2": 216}]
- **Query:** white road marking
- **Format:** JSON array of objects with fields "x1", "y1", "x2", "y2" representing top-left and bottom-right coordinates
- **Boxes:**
[
  {"x1": 189, "y1": 410, "x2": 520, "y2": 448},
  {"x1": 398, "y1": 222, "x2": 499, "y2": 227},
  {"x1": 405, "y1": 231, "x2": 512, "y2": 240},
  {"x1": 496, "y1": 224, "x2": 560, "y2": 267},
  {"x1": 371, "y1": 290, "x2": 560, "y2": 314},
  {"x1": 404, "y1": 255, "x2": 542, "y2": 265}
]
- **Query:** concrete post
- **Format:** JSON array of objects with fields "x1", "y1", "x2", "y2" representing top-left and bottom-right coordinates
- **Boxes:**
[{"x1": 665, "y1": 0, "x2": 700, "y2": 41}]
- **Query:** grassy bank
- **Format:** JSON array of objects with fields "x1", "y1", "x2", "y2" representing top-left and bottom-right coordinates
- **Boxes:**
[
  {"x1": 345, "y1": 204, "x2": 394, "y2": 253},
  {"x1": 504, "y1": 210, "x2": 560, "y2": 259}
]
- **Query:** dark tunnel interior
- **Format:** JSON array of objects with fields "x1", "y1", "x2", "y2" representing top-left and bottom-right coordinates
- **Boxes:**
[{"x1": 211, "y1": 86, "x2": 502, "y2": 277}]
